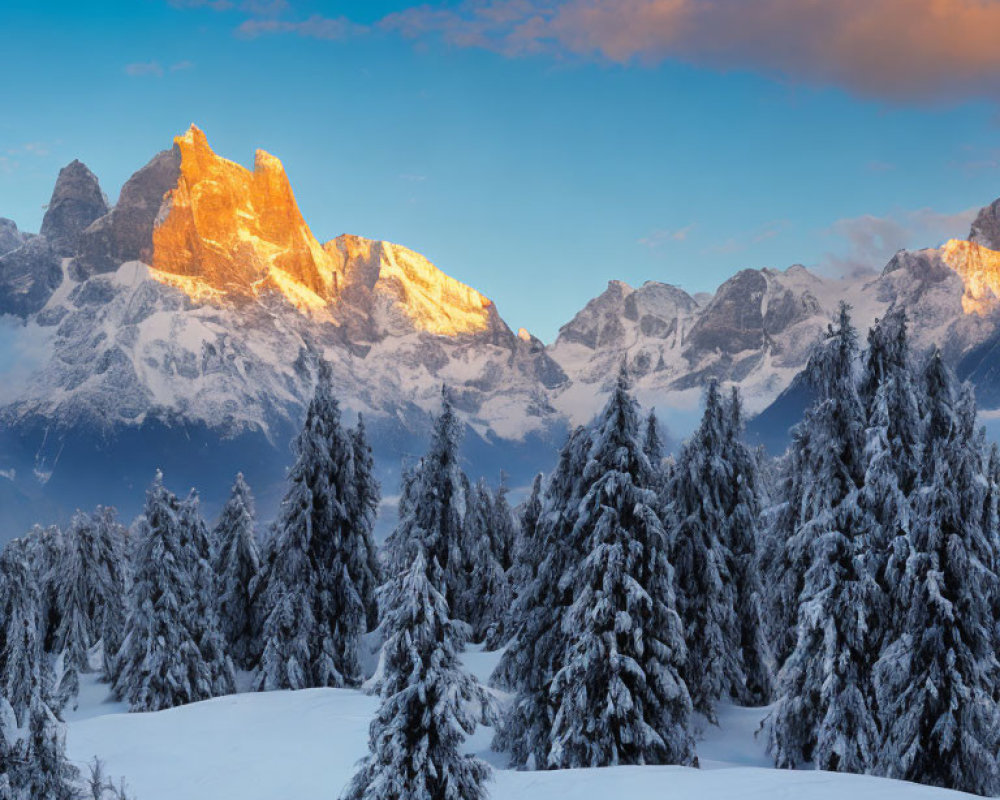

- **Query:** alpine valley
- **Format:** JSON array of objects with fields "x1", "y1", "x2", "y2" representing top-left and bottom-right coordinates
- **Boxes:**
[{"x1": 2, "y1": 125, "x2": 1000, "y2": 533}]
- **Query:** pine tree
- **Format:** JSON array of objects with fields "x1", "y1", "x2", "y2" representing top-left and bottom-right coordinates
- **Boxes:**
[
  {"x1": 257, "y1": 362, "x2": 373, "y2": 690},
  {"x1": 510, "y1": 473, "x2": 543, "y2": 596},
  {"x1": 13, "y1": 697, "x2": 79, "y2": 800},
  {"x1": 341, "y1": 550, "x2": 491, "y2": 800},
  {"x1": 0, "y1": 548, "x2": 48, "y2": 727},
  {"x1": 547, "y1": 371, "x2": 695, "y2": 768},
  {"x1": 874, "y1": 351, "x2": 1000, "y2": 795},
  {"x1": 385, "y1": 387, "x2": 469, "y2": 615},
  {"x1": 490, "y1": 475, "x2": 517, "y2": 574},
  {"x1": 666, "y1": 381, "x2": 743, "y2": 718},
  {"x1": 115, "y1": 472, "x2": 234, "y2": 711},
  {"x1": 179, "y1": 491, "x2": 236, "y2": 698},
  {"x1": 764, "y1": 304, "x2": 882, "y2": 774},
  {"x1": 213, "y1": 473, "x2": 262, "y2": 669},
  {"x1": 54, "y1": 508, "x2": 129, "y2": 683},
  {"x1": 722, "y1": 387, "x2": 772, "y2": 705},
  {"x1": 348, "y1": 414, "x2": 382, "y2": 633},
  {"x1": 859, "y1": 309, "x2": 921, "y2": 647},
  {"x1": 462, "y1": 480, "x2": 512, "y2": 647},
  {"x1": 491, "y1": 426, "x2": 591, "y2": 769},
  {"x1": 760, "y1": 304, "x2": 868, "y2": 671}
]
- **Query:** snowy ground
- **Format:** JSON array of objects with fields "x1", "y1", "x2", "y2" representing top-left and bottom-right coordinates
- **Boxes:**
[{"x1": 64, "y1": 646, "x2": 972, "y2": 800}]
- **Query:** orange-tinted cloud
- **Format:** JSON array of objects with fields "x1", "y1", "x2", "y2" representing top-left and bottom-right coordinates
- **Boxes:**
[{"x1": 379, "y1": 0, "x2": 1000, "y2": 102}]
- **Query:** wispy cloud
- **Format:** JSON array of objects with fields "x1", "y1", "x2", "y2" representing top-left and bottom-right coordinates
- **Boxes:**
[
  {"x1": 639, "y1": 223, "x2": 695, "y2": 249},
  {"x1": 124, "y1": 60, "x2": 196, "y2": 77},
  {"x1": 821, "y1": 206, "x2": 980, "y2": 277},
  {"x1": 375, "y1": 0, "x2": 1000, "y2": 104},
  {"x1": 707, "y1": 219, "x2": 790, "y2": 255},
  {"x1": 236, "y1": 14, "x2": 365, "y2": 40},
  {"x1": 125, "y1": 61, "x2": 165, "y2": 78}
]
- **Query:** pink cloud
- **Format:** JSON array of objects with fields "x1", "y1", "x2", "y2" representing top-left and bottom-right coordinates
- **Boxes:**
[{"x1": 378, "y1": 0, "x2": 1000, "y2": 102}]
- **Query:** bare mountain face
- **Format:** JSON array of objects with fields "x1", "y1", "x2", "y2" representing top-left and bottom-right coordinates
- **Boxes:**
[{"x1": 1, "y1": 125, "x2": 999, "y2": 529}]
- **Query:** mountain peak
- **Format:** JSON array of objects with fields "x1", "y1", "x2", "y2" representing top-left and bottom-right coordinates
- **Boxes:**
[{"x1": 40, "y1": 159, "x2": 108, "y2": 257}]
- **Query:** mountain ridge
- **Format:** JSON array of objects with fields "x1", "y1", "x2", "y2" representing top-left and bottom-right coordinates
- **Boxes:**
[{"x1": 2, "y1": 126, "x2": 1000, "y2": 530}]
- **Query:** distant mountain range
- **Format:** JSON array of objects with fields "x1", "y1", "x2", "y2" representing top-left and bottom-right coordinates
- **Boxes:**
[{"x1": 2, "y1": 125, "x2": 999, "y2": 533}]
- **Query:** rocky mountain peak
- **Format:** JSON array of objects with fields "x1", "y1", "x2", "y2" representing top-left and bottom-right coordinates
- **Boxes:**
[
  {"x1": 970, "y1": 197, "x2": 1000, "y2": 251},
  {"x1": 149, "y1": 124, "x2": 338, "y2": 309},
  {"x1": 0, "y1": 218, "x2": 28, "y2": 256},
  {"x1": 40, "y1": 160, "x2": 109, "y2": 257},
  {"x1": 75, "y1": 146, "x2": 182, "y2": 276}
]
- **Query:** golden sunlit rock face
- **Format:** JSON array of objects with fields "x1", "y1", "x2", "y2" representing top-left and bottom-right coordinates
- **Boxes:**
[
  {"x1": 150, "y1": 125, "x2": 494, "y2": 335},
  {"x1": 942, "y1": 238, "x2": 1000, "y2": 315}
]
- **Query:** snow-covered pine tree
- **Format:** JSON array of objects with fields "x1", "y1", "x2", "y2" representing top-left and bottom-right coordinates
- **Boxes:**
[
  {"x1": 115, "y1": 472, "x2": 234, "y2": 711},
  {"x1": 11, "y1": 696, "x2": 79, "y2": 800},
  {"x1": 462, "y1": 479, "x2": 512, "y2": 648},
  {"x1": 384, "y1": 387, "x2": 469, "y2": 615},
  {"x1": 490, "y1": 475, "x2": 517, "y2": 574},
  {"x1": 347, "y1": 414, "x2": 382, "y2": 633},
  {"x1": 484, "y1": 477, "x2": 517, "y2": 650},
  {"x1": 179, "y1": 491, "x2": 236, "y2": 698},
  {"x1": 666, "y1": 380, "x2": 743, "y2": 718},
  {"x1": 764, "y1": 304, "x2": 882, "y2": 774},
  {"x1": 491, "y1": 426, "x2": 591, "y2": 769},
  {"x1": 722, "y1": 387, "x2": 772, "y2": 705},
  {"x1": 92, "y1": 508, "x2": 130, "y2": 685},
  {"x1": 17, "y1": 525, "x2": 64, "y2": 656},
  {"x1": 859, "y1": 309, "x2": 921, "y2": 647},
  {"x1": 643, "y1": 409, "x2": 664, "y2": 466},
  {"x1": 341, "y1": 550, "x2": 491, "y2": 800},
  {"x1": 760, "y1": 304, "x2": 868, "y2": 671},
  {"x1": 874, "y1": 351, "x2": 1000, "y2": 795},
  {"x1": 0, "y1": 549, "x2": 48, "y2": 727},
  {"x1": 509, "y1": 472, "x2": 543, "y2": 597},
  {"x1": 257, "y1": 362, "x2": 372, "y2": 690},
  {"x1": 54, "y1": 508, "x2": 129, "y2": 682},
  {"x1": 213, "y1": 473, "x2": 262, "y2": 669},
  {"x1": 547, "y1": 370, "x2": 695, "y2": 768}
]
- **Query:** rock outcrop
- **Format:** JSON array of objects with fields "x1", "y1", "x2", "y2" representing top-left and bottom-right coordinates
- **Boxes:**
[
  {"x1": 75, "y1": 147, "x2": 182, "y2": 276},
  {"x1": 0, "y1": 235, "x2": 62, "y2": 317},
  {"x1": 39, "y1": 160, "x2": 109, "y2": 257},
  {"x1": 0, "y1": 218, "x2": 28, "y2": 256}
]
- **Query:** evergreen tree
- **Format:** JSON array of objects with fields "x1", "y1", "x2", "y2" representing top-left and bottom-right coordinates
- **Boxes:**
[
  {"x1": 463, "y1": 480, "x2": 512, "y2": 648},
  {"x1": 510, "y1": 473, "x2": 543, "y2": 596},
  {"x1": 12, "y1": 697, "x2": 79, "y2": 800},
  {"x1": 643, "y1": 409, "x2": 664, "y2": 466},
  {"x1": 342, "y1": 551, "x2": 491, "y2": 800},
  {"x1": 666, "y1": 381, "x2": 743, "y2": 718},
  {"x1": 722, "y1": 387, "x2": 772, "y2": 705},
  {"x1": 179, "y1": 491, "x2": 235, "y2": 698},
  {"x1": 859, "y1": 309, "x2": 921, "y2": 647},
  {"x1": 115, "y1": 472, "x2": 234, "y2": 711},
  {"x1": 0, "y1": 548, "x2": 48, "y2": 727},
  {"x1": 490, "y1": 475, "x2": 517, "y2": 574},
  {"x1": 385, "y1": 387, "x2": 469, "y2": 614},
  {"x1": 491, "y1": 426, "x2": 591, "y2": 769},
  {"x1": 348, "y1": 414, "x2": 382, "y2": 633},
  {"x1": 547, "y1": 372, "x2": 695, "y2": 768},
  {"x1": 764, "y1": 305, "x2": 882, "y2": 774},
  {"x1": 874, "y1": 351, "x2": 1000, "y2": 795},
  {"x1": 760, "y1": 304, "x2": 867, "y2": 670},
  {"x1": 257, "y1": 363, "x2": 373, "y2": 690},
  {"x1": 54, "y1": 508, "x2": 129, "y2": 682},
  {"x1": 213, "y1": 473, "x2": 262, "y2": 669}
]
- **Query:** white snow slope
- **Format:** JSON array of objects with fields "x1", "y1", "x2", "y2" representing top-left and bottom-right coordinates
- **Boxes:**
[{"x1": 63, "y1": 646, "x2": 973, "y2": 800}]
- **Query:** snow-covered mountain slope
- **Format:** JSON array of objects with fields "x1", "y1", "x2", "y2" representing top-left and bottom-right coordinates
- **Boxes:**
[
  {"x1": 2, "y1": 124, "x2": 1000, "y2": 530},
  {"x1": 64, "y1": 647, "x2": 972, "y2": 800}
]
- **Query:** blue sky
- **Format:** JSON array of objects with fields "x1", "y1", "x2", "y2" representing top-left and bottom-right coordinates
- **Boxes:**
[{"x1": 2, "y1": 0, "x2": 1000, "y2": 341}]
